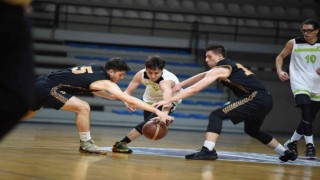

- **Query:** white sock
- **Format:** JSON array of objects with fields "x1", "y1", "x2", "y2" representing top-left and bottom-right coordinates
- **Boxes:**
[
  {"x1": 290, "y1": 131, "x2": 302, "y2": 142},
  {"x1": 203, "y1": 140, "x2": 215, "y2": 151},
  {"x1": 274, "y1": 144, "x2": 286, "y2": 156},
  {"x1": 304, "y1": 135, "x2": 314, "y2": 145},
  {"x1": 79, "y1": 131, "x2": 91, "y2": 142}
]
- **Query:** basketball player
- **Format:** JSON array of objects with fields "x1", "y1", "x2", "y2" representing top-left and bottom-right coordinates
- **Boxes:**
[
  {"x1": 0, "y1": 0, "x2": 35, "y2": 140},
  {"x1": 275, "y1": 19, "x2": 320, "y2": 159},
  {"x1": 112, "y1": 55, "x2": 181, "y2": 153},
  {"x1": 22, "y1": 57, "x2": 173, "y2": 154},
  {"x1": 153, "y1": 45, "x2": 297, "y2": 162}
]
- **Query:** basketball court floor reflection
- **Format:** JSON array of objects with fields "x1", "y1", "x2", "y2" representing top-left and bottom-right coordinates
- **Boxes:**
[{"x1": 1, "y1": 123, "x2": 320, "y2": 179}]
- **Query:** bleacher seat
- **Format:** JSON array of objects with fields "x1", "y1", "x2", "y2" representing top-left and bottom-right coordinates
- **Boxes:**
[
  {"x1": 124, "y1": 10, "x2": 139, "y2": 18},
  {"x1": 112, "y1": 9, "x2": 124, "y2": 17},
  {"x1": 200, "y1": 16, "x2": 214, "y2": 24},
  {"x1": 93, "y1": 8, "x2": 109, "y2": 16},
  {"x1": 140, "y1": 11, "x2": 154, "y2": 20},
  {"x1": 150, "y1": 0, "x2": 165, "y2": 8},
  {"x1": 44, "y1": 4, "x2": 56, "y2": 12},
  {"x1": 170, "y1": 14, "x2": 185, "y2": 22},
  {"x1": 260, "y1": 20, "x2": 275, "y2": 28},
  {"x1": 211, "y1": 2, "x2": 225, "y2": 13},
  {"x1": 241, "y1": 4, "x2": 256, "y2": 15},
  {"x1": 215, "y1": 17, "x2": 229, "y2": 25},
  {"x1": 244, "y1": 19, "x2": 260, "y2": 27},
  {"x1": 301, "y1": 8, "x2": 316, "y2": 18},
  {"x1": 134, "y1": 0, "x2": 149, "y2": 6},
  {"x1": 60, "y1": 5, "x2": 77, "y2": 14},
  {"x1": 105, "y1": 0, "x2": 118, "y2": 4},
  {"x1": 227, "y1": 3, "x2": 241, "y2": 14},
  {"x1": 181, "y1": 0, "x2": 195, "y2": 10},
  {"x1": 78, "y1": 7, "x2": 93, "y2": 15},
  {"x1": 166, "y1": 0, "x2": 180, "y2": 9},
  {"x1": 278, "y1": 21, "x2": 289, "y2": 29},
  {"x1": 120, "y1": 0, "x2": 134, "y2": 5},
  {"x1": 196, "y1": 1, "x2": 210, "y2": 11},
  {"x1": 185, "y1": 15, "x2": 198, "y2": 23},
  {"x1": 256, "y1": 5, "x2": 271, "y2": 15},
  {"x1": 155, "y1": 13, "x2": 170, "y2": 21},
  {"x1": 290, "y1": 22, "x2": 301, "y2": 30},
  {"x1": 286, "y1": 7, "x2": 300, "y2": 17},
  {"x1": 271, "y1": 6, "x2": 286, "y2": 16}
]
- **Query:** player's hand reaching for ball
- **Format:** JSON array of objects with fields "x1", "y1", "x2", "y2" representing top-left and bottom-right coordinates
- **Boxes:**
[
  {"x1": 149, "y1": 117, "x2": 172, "y2": 126},
  {"x1": 154, "y1": 109, "x2": 174, "y2": 122}
]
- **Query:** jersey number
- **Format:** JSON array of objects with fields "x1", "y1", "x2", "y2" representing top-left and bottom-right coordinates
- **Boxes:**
[
  {"x1": 71, "y1": 66, "x2": 93, "y2": 74},
  {"x1": 305, "y1": 55, "x2": 316, "y2": 63}
]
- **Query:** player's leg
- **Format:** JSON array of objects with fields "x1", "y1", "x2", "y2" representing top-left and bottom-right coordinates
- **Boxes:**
[
  {"x1": 303, "y1": 101, "x2": 320, "y2": 159},
  {"x1": 284, "y1": 94, "x2": 314, "y2": 158},
  {"x1": 112, "y1": 109, "x2": 153, "y2": 153},
  {"x1": 113, "y1": 105, "x2": 174, "y2": 153},
  {"x1": 60, "y1": 96, "x2": 106, "y2": 155},
  {"x1": 185, "y1": 110, "x2": 224, "y2": 160}
]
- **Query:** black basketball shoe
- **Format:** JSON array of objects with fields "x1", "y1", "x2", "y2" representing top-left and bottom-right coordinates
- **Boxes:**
[
  {"x1": 284, "y1": 140, "x2": 298, "y2": 155},
  {"x1": 279, "y1": 150, "x2": 298, "y2": 162},
  {"x1": 185, "y1": 146, "x2": 218, "y2": 160},
  {"x1": 305, "y1": 143, "x2": 316, "y2": 160}
]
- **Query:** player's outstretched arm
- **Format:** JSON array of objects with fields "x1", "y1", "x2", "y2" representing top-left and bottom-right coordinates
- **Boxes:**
[
  {"x1": 123, "y1": 71, "x2": 142, "y2": 112},
  {"x1": 154, "y1": 68, "x2": 228, "y2": 108},
  {"x1": 91, "y1": 80, "x2": 174, "y2": 121},
  {"x1": 92, "y1": 91, "x2": 117, "y2": 100}
]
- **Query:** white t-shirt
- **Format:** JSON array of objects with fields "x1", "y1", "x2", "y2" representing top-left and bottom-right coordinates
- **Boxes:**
[{"x1": 140, "y1": 69, "x2": 182, "y2": 105}]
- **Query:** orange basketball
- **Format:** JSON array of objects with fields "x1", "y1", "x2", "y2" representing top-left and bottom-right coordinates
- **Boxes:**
[{"x1": 142, "y1": 120, "x2": 168, "y2": 140}]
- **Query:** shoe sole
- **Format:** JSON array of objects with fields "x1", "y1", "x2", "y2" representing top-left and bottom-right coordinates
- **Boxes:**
[
  {"x1": 185, "y1": 156, "x2": 218, "y2": 160},
  {"x1": 79, "y1": 148, "x2": 108, "y2": 155},
  {"x1": 306, "y1": 156, "x2": 316, "y2": 160},
  {"x1": 112, "y1": 150, "x2": 133, "y2": 154}
]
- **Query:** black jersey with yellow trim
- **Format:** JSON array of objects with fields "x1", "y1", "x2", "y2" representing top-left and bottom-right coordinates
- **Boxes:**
[
  {"x1": 47, "y1": 64, "x2": 109, "y2": 94},
  {"x1": 217, "y1": 58, "x2": 267, "y2": 98}
]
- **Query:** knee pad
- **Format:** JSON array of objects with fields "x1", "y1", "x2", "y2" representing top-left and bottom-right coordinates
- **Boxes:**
[
  {"x1": 206, "y1": 111, "x2": 223, "y2": 134},
  {"x1": 135, "y1": 121, "x2": 147, "y2": 134}
]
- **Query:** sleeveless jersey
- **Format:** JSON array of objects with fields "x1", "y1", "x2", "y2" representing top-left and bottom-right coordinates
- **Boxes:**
[
  {"x1": 140, "y1": 69, "x2": 181, "y2": 105},
  {"x1": 217, "y1": 59, "x2": 268, "y2": 98},
  {"x1": 47, "y1": 64, "x2": 109, "y2": 94},
  {"x1": 289, "y1": 37, "x2": 320, "y2": 100}
]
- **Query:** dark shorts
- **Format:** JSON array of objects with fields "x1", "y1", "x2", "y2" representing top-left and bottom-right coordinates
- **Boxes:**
[
  {"x1": 31, "y1": 76, "x2": 73, "y2": 111},
  {"x1": 214, "y1": 91, "x2": 273, "y2": 126},
  {"x1": 294, "y1": 94, "x2": 312, "y2": 107}
]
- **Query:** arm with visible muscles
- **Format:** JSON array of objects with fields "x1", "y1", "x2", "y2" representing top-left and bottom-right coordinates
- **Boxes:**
[
  {"x1": 275, "y1": 39, "x2": 293, "y2": 81},
  {"x1": 92, "y1": 91, "x2": 116, "y2": 100},
  {"x1": 90, "y1": 80, "x2": 173, "y2": 121},
  {"x1": 154, "y1": 67, "x2": 230, "y2": 108},
  {"x1": 173, "y1": 72, "x2": 207, "y2": 91}
]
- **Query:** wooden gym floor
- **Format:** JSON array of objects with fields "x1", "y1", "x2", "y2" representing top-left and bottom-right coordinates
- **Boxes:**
[{"x1": 0, "y1": 122, "x2": 320, "y2": 180}]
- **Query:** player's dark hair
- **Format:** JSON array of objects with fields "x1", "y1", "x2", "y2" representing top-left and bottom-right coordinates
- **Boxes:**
[
  {"x1": 205, "y1": 45, "x2": 227, "y2": 58},
  {"x1": 303, "y1": 19, "x2": 320, "y2": 36},
  {"x1": 145, "y1": 55, "x2": 166, "y2": 70},
  {"x1": 303, "y1": 19, "x2": 319, "y2": 30},
  {"x1": 105, "y1": 57, "x2": 131, "y2": 72}
]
